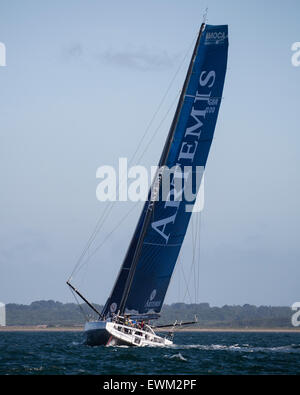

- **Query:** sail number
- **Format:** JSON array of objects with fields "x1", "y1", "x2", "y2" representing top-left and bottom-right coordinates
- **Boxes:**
[
  {"x1": 206, "y1": 106, "x2": 215, "y2": 114},
  {"x1": 205, "y1": 97, "x2": 219, "y2": 114}
]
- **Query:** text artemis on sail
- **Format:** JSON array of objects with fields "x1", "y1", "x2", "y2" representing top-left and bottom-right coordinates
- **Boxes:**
[
  {"x1": 96, "y1": 71, "x2": 217, "y2": 222},
  {"x1": 151, "y1": 70, "x2": 217, "y2": 244}
]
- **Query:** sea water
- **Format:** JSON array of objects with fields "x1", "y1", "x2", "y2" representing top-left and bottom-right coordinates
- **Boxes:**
[{"x1": 0, "y1": 331, "x2": 300, "y2": 375}]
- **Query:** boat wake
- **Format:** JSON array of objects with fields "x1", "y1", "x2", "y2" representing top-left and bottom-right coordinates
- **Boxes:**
[
  {"x1": 169, "y1": 343, "x2": 300, "y2": 353},
  {"x1": 109, "y1": 345, "x2": 130, "y2": 349}
]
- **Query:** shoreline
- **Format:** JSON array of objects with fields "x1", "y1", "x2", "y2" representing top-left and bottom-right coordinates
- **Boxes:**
[{"x1": 1, "y1": 326, "x2": 300, "y2": 333}]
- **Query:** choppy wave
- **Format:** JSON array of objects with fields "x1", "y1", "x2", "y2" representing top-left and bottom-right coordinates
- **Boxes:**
[
  {"x1": 1, "y1": 331, "x2": 300, "y2": 374},
  {"x1": 164, "y1": 353, "x2": 187, "y2": 361}
]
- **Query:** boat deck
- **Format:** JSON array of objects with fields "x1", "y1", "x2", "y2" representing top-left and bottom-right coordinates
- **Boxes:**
[{"x1": 106, "y1": 322, "x2": 173, "y2": 347}]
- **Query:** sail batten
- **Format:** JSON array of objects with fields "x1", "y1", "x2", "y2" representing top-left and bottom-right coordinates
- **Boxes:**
[{"x1": 101, "y1": 24, "x2": 228, "y2": 318}]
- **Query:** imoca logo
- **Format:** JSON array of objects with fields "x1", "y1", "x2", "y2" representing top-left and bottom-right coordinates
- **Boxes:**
[{"x1": 205, "y1": 32, "x2": 226, "y2": 44}]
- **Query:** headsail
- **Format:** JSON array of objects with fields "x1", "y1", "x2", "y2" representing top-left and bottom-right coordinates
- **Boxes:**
[{"x1": 102, "y1": 24, "x2": 228, "y2": 318}]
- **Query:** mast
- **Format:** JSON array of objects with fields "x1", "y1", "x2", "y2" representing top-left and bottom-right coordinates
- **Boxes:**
[
  {"x1": 118, "y1": 23, "x2": 206, "y2": 315},
  {"x1": 159, "y1": 22, "x2": 206, "y2": 167}
]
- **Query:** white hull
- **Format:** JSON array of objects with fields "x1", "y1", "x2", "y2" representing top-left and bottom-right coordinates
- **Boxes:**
[
  {"x1": 105, "y1": 322, "x2": 173, "y2": 347},
  {"x1": 84, "y1": 320, "x2": 172, "y2": 347}
]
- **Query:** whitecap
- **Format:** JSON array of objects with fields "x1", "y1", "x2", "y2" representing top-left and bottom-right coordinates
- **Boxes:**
[{"x1": 164, "y1": 353, "x2": 187, "y2": 361}]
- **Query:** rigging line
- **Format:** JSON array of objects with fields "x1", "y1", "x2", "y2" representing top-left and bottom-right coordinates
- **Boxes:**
[
  {"x1": 70, "y1": 206, "x2": 111, "y2": 279},
  {"x1": 90, "y1": 90, "x2": 179, "y2": 235},
  {"x1": 203, "y1": 7, "x2": 209, "y2": 25},
  {"x1": 128, "y1": 33, "x2": 198, "y2": 167},
  {"x1": 193, "y1": 214, "x2": 199, "y2": 304},
  {"x1": 184, "y1": 215, "x2": 196, "y2": 303},
  {"x1": 80, "y1": 35, "x2": 196, "y2": 257},
  {"x1": 181, "y1": 261, "x2": 193, "y2": 304},
  {"x1": 69, "y1": 287, "x2": 88, "y2": 322},
  {"x1": 196, "y1": 211, "x2": 202, "y2": 304},
  {"x1": 194, "y1": 212, "x2": 199, "y2": 303},
  {"x1": 71, "y1": 178, "x2": 130, "y2": 278},
  {"x1": 193, "y1": 216, "x2": 197, "y2": 304},
  {"x1": 190, "y1": 216, "x2": 195, "y2": 303},
  {"x1": 135, "y1": 91, "x2": 181, "y2": 166},
  {"x1": 72, "y1": 200, "x2": 142, "y2": 277},
  {"x1": 79, "y1": 92, "x2": 177, "y2": 270},
  {"x1": 178, "y1": 254, "x2": 181, "y2": 302},
  {"x1": 192, "y1": 215, "x2": 197, "y2": 304},
  {"x1": 71, "y1": 168, "x2": 138, "y2": 277},
  {"x1": 71, "y1": 90, "x2": 181, "y2": 279},
  {"x1": 172, "y1": 251, "x2": 181, "y2": 301},
  {"x1": 195, "y1": 212, "x2": 201, "y2": 303},
  {"x1": 69, "y1": 34, "x2": 198, "y2": 279},
  {"x1": 182, "y1": 212, "x2": 199, "y2": 304},
  {"x1": 166, "y1": 250, "x2": 182, "y2": 305},
  {"x1": 73, "y1": 202, "x2": 140, "y2": 277},
  {"x1": 70, "y1": 93, "x2": 179, "y2": 278},
  {"x1": 119, "y1": 24, "x2": 204, "y2": 313},
  {"x1": 192, "y1": 213, "x2": 199, "y2": 304},
  {"x1": 70, "y1": 192, "x2": 123, "y2": 278}
]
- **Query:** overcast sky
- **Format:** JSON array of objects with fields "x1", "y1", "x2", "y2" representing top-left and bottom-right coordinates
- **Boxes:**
[{"x1": 0, "y1": 0, "x2": 299, "y2": 307}]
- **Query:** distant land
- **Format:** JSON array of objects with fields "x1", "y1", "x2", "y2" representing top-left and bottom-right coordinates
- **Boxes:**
[{"x1": 3, "y1": 300, "x2": 296, "y2": 329}]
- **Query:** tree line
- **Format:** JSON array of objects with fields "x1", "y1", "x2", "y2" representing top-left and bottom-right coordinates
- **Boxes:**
[{"x1": 5, "y1": 300, "x2": 294, "y2": 328}]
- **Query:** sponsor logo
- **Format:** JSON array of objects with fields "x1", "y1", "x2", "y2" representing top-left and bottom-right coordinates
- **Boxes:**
[
  {"x1": 145, "y1": 300, "x2": 161, "y2": 308},
  {"x1": 149, "y1": 289, "x2": 156, "y2": 301},
  {"x1": 145, "y1": 289, "x2": 161, "y2": 308},
  {"x1": 110, "y1": 302, "x2": 117, "y2": 313},
  {"x1": 205, "y1": 31, "x2": 226, "y2": 45}
]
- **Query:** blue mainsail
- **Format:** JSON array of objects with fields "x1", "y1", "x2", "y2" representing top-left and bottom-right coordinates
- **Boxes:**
[{"x1": 102, "y1": 24, "x2": 228, "y2": 317}]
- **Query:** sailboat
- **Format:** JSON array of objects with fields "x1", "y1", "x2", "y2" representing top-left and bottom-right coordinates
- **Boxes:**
[{"x1": 67, "y1": 22, "x2": 228, "y2": 346}]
